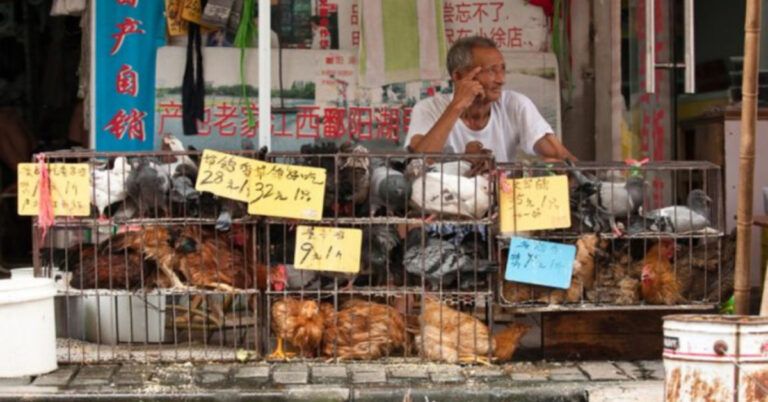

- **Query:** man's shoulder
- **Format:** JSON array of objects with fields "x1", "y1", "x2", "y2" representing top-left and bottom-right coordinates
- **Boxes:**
[
  {"x1": 414, "y1": 92, "x2": 452, "y2": 111},
  {"x1": 500, "y1": 89, "x2": 534, "y2": 106}
]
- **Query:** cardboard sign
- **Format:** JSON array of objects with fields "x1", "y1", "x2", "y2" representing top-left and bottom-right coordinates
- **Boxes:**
[
  {"x1": 247, "y1": 163, "x2": 326, "y2": 221},
  {"x1": 18, "y1": 163, "x2": 91, "y2": 217},
  {"x1": 504, "y1": 237, "x2": 576, "y2": 289},
  {"x1": 499, "y1": 175, "x2": 571, "y2": 233},
  {"x1": 195, "y1": 149, "x2": 265, "y2": 202},
  {"x1": 294, "y1": 226, "x2": 361, "y2": 273}
]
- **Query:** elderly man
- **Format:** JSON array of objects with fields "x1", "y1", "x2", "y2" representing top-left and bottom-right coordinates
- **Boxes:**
[{"x1": 406, "y1": 36, "x2": 574, "y2": 162}]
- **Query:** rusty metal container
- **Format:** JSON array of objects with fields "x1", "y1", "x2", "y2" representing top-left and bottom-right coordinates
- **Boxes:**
[{"x1": 663, "y1": 315, "x2": 768, "y2": 401}]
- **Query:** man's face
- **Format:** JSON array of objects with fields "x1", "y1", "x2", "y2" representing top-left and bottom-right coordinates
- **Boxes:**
[{"x1": 455, "y1": 47, "x2": 506, "y2": 103}]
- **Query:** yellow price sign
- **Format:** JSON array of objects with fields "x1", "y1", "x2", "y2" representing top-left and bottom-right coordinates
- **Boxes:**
[
  {"x1": 294, "y1": 225, "x2": 361, "y2": 273},
  {"x1": 247, "y1": 163, "x2": 326, "y2": 221},
  {"x1": 195, "y1": 149, "x2": 266, "y2": 202},
  {"x1": 18, "y1": 163, "x2": 91, "y2": 217},
  {"x1": 499, "y1": 175, "x2": 571, "y2": 233}
]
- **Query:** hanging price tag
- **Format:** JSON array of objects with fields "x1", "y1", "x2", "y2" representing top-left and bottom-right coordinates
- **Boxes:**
[
  {"x1": 18, "y1": 163, "x2": 91, "y2": 216},
  {"x1": 504, "y1": 237, "x2": 576, "y2": 289},
  {"x1": 195, "y1": 149, "x2": 266, "y2": 202},
  {"x1": 499, "y1": 175, "x2": 571, "y2": 233},
  {"x1": 247, "y1": 163, "x2": 326, "y2": 221},
  {"x1": 294, "y1": 226, "x2": 361, "y2": 273}
]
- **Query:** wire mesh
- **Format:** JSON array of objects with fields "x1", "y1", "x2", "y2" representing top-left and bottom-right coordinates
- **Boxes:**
[
  {"x1": 34, "y1": 150, "x2": 263, "y2": 363},
  {"x1": 496, "y1": 160, "x2": 727, "y2": 311}
]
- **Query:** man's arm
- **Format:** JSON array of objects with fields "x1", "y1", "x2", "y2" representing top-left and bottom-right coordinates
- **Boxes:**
[
  {"x1": 533, "y1": 133, "x2": 577, "y2": 162},
  {"x1": 409, "y1": 67, "x2": 485, "y2": 153}
]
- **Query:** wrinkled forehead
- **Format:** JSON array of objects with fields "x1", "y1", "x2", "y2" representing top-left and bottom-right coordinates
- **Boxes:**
[{"x1": 470, "y1": 47, "x2": 504, "y2": 66}]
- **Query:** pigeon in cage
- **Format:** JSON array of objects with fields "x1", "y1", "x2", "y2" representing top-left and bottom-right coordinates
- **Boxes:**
[
  {"x1": 566, "y1": 160, "x2": 647, "y2": 235},
  {"x1": 298, "y1": 142, "x2": 365, "y2": 217},
  {"x1": 642, "y1": 189, "x2": 712, "y2": 234},
  {"x1": 125, "y1": 159, "x2": 173, "y2": 217},
  {"x1": 90, "y1": 156, "x2": 133, "y2": 220},
  {"x1": 403, "y1": 229, "x2": 495, "y2": 290},
  {"x1": 361, "y1": 224, "x2": 402, "y2": 285},
  {"x1": 369, "y1": 161, "x2": 410, "y2": 216},
  {"x1": 410, "y1": 171, "x2": 491, "y2": 219}
]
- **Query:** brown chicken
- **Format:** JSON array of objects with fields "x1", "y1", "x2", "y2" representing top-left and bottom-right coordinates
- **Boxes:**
[
  {"x1": 320, "y1": 299, "x2": 407, "y2": 361},
  {"x1": 68, "y1": 226, "x2": 178, "y2": 290},
  {"x1": 416, "y1": 298, "x2": 529, "y2": 364},
  {"x1": 641, "y1": 239, "x2": 684, "y2": 305},
  {"x1": 269, "y1": 298, "x2": 325, "y2": 360}
]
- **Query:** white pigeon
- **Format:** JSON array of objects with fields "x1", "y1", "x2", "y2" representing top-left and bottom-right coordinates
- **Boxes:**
[
  {"x1": 156, "y1": 133, "x2": 197, "y2": 177},
  {"x1": 91, "y1": 156, "x2": 132, "y2": 219},
  {"x1": 642, "y1": 189, "x2": 712, "y2": 233},
  {"x1": 410, "y1": 172, "x2": 491, "y2": 219}
]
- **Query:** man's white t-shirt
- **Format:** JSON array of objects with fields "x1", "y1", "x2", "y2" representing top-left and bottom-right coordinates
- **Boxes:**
[{"x1": 404, "y1": 90, "x2": 553, "y2": 162}]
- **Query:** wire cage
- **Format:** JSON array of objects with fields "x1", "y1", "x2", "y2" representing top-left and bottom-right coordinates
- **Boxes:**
[
  {"x1": 495, "y1": 160, "x2": 728, "y2": 312},
  {"x1": 261, "y1": 146, "x2": 507, "y2": 362},
  {"x1": 32, "y1": 149, "x2": 264, "y2": 363}
]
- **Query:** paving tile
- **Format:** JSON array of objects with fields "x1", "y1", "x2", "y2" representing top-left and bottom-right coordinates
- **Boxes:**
[
  {"x1": 430, "y1": 370, "x2": 465, "y2": 383},
  {"x1": 467, "y1": 366, "x2": 505, "y2": 379},
  {"x1": 351, "y1": 368, "x2": 387, "y2": 384},
  {"x1": 549, "y1": 366, "x2": 588, "y2": 382},
  {"x1": 199, "y1": 372, "x2": 228, "y2": 386},
  {"x1": 312, "y1": 366, "x2": 348, "y2": 383},
  {"x1": 638, "y1": 360, "x2": 665, "y2": 380},
  {"x1": 511, "y1": 372, "x2": 549, "y2": 381},
  {"x1": 69, "y1": 365, "x2": 117, "y2": 387},
  {"x1": 388, "y1": 365, "x2": 430, "y2": 380},
  {"x1": 273, "y1": 365, "x2": 309, "y2": 385},
  {"x1": 0, "y1": 377, "x2": 32, "y2": 386},
  {"x1": 579, "y1": 362, "x2": 631, "y2": 381},
  {"x1": 614, "y1": 361, "x2": 644, "y2": 380},
  {"x1": 201, "y1": 364, "x2": 232, "y2": 374},
  {"x1": 33, "y1": 366, "x2": 78, "y2": 387},
  {"x1": 112, "y1": 365, "x2": 151, "y2": 387},
  {"x1": 234, "y1": 365, "x2": 270, "y2": 382}
]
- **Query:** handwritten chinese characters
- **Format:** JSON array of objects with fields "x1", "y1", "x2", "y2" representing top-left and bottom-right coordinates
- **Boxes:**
[
  {"x1": 18, "y1": 163, "x2": 91, "y2": 217},
  {"x1": 194, "y1": 150, "x2": 327, "y2": 221},
  {"x1": 247, "y1": 162, "x2": 326, "y2": 221},
  {"x1": 294, "y1": 226, "x2": 362, "y2": 273},
  {"x1": 499, "y1": 175, "x2": 571, "y2": 233},
  {"x1": 195, "y1": 149, "x2": 265, "y2": 202},
  {"x1": 504, "y1": 237, "x2": 576, "y2": 289}
]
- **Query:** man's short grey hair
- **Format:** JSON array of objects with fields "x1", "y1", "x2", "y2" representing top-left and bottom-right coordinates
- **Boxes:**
[{"x1": 446, "y1": 36, "x2": 498, "y2": 76}]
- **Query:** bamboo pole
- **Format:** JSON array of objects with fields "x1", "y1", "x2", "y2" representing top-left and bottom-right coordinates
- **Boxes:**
[{"x1": 736, "y1": 0, "x2": 762, "y2": 315}]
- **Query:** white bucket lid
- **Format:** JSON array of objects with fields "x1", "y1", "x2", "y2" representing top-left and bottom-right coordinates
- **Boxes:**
[{"x1": 0, "y1": 278, "x2": 56, "y2": 305}]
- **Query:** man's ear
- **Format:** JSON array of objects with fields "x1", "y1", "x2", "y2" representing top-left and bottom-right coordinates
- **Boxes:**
[{"x1": 450, "y1": 70, "x2": 463, "y2": 82}]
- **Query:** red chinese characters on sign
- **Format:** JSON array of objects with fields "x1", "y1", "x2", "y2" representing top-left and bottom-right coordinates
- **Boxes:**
[
  {"x1": 323, "y1": 108, "x2": 346, "y2": 139},
  {"x1": 296, "y1": 106, "x2": 321, "y2": 139},
  {"x1": 444, "y1": 2, "x2": 503, "y2": 23},
  {"x1": 103, "y1": 108, "x2": 147, "y2": 141},
  {"x1": 116, "y1": 64, "x2": 139, "y2": 96},
  {"x1": 111, "y1": 17, "x2": 145, "y2": 55},
  {"x1": 155, "y1": 103, "x2": 412, "y2": 142},
  {"x1": 116, "y1": 0, "x2": 138, "y2": 7}
]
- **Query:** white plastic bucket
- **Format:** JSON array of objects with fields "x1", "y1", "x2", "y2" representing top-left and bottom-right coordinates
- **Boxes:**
[
  {"x1": 0, "y1": 278, "x2": 57, "y2": 377},
  {"x1": 663, "y1": 314, "x2": 768, "y2": 402}
]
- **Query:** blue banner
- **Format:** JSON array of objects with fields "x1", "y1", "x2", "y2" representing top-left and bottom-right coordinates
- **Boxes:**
[{"x1": 95, "y1": 0, "x2": 165, "y2": 151}]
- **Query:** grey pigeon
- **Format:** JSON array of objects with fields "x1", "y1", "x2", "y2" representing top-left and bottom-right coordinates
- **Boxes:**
[
  {"x1": 403, "y1": 229, "x2": 495, "y2": 289},
  {"x1": 370, "y1": 164, "x2": 410, "y2": 215},
  {"x1": 125, "y1": 160, "x2": 171, "y2": 216},
  {"x1": 643, "y1": 189, "x2": 712, "y2": 233},
  {"x1": 279, "y1": 263, "x2": 320, "y2": 290},
  {"x1": 567, "y1": 160, "x2": 646, "y2": 234}
]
